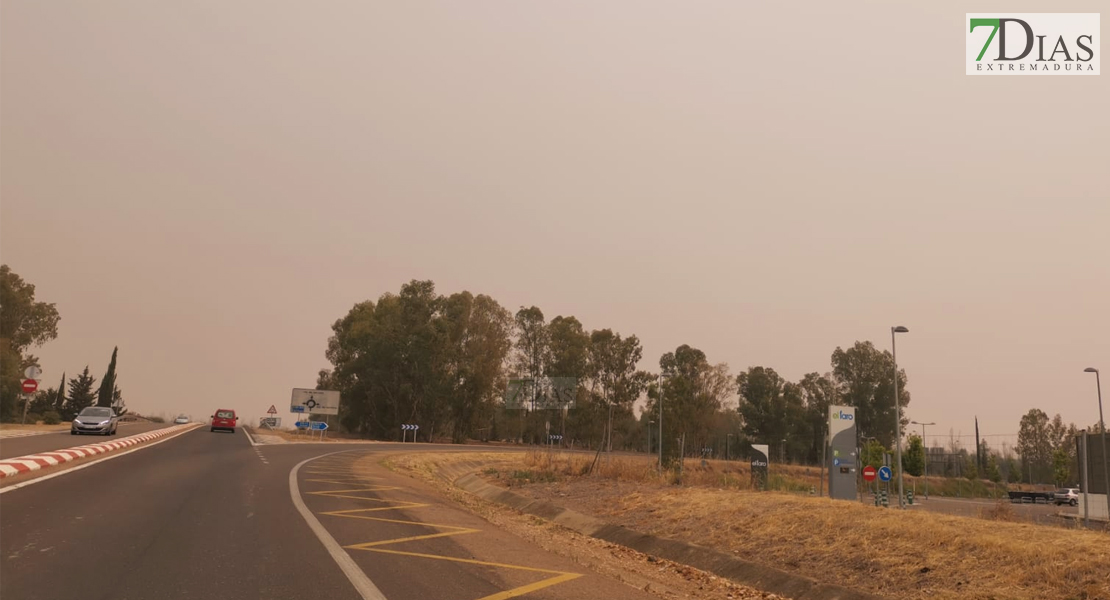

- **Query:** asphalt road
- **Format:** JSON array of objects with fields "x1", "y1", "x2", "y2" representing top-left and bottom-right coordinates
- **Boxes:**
[
  {"x1": 910, "y1": 495, "x2": 1077, "y2": 526},
  {"x1": 0, "y1": 421, "x2": 170, "y2": 459},
  {"x1": 0, "y1": 428, "x2": 656, "y2": 600}
]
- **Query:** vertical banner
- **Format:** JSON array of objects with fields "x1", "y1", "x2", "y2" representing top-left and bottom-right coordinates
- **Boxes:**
[
  {"x1": 750, "y1": 444, "x2": 769, "y2": 491},
  {"x1": 828, "y1": 405, "x2": 858, "y2": 501}
]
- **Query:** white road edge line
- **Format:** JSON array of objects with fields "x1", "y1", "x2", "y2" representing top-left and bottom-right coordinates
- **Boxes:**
[
  {"x1": 290, "y1": 452, "x2": 388, "y2": 600},
  {"x1": 0, "y1": 425, "x2": 202, "y2": 495},
  {"x1": 243, "y1": 427, "x2": 258, "y2": 446}
]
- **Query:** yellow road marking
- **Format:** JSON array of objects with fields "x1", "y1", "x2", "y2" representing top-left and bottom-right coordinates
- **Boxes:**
[{"x1": 304, "y1": 457, "x2": 583, "y2": 600}]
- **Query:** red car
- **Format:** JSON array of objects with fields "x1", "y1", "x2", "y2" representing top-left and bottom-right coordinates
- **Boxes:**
[{"x1": 210, "y1": 409, "x2": 238, "y2": 433}]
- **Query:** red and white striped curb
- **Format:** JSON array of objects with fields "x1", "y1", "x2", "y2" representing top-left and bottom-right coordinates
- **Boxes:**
[{"x1": 0, "y1": 424, "x2": 198, "y2": 478}]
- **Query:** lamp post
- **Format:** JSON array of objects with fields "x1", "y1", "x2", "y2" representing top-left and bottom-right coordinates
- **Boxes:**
[
  {"x1": 658, "y1": 374, "x2": 668, "y2": 471},
  {"x1": 892, "y1": 326, "x2": 909, "y2": 509},
  {"x1": 911, "y1": 420, "x2": 935, "y2": 499},
  {"x1": 1084, "y1": 368, "x2": 1107, "y2": 516}
]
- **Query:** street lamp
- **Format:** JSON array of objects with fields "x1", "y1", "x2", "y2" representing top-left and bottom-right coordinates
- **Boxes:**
[
  {"x1": 1084, "y1": 367, "x2": 1107, "y2": 515},
  {"x1": 658, "y1": 374, "x2": 670, "y2": 471},
  {"x1": 892, "y1": 325, "x2": 909, "y2": 509},
  {"x1": 911, "y1": 420, "x2": 935, "y2": 499}
]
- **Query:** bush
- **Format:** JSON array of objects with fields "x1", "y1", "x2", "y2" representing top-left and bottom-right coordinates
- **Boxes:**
[
  {"x1": 149, "y1": 416, "x2": 165, "y2": 423},
  {"x1": 24, "y1": 412, "x2": 43, "y2": 424},
  {"x1": 42, "y1": 411, "x2": 61, "y2": 425}
]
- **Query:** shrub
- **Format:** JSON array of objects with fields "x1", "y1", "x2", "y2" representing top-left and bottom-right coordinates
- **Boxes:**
[
  {"x1": 150, "y1": 416, "x2": 165, "y2": 423},
  {"x1": 42, "y1": 411, "x2": 61, "y2": 425},
  {"x1": 24, "y1": 412, "x2": 43, "y2": 424}
]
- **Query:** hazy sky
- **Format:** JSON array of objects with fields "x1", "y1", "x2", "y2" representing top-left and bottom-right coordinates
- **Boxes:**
[{"x1": 2, "y1": 2, "x2": 1107, "y2": 446}]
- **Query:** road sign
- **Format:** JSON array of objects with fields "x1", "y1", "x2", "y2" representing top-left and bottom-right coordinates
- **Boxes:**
[
  {"x1": 291, "y1": 388, "x2": 341, "y2": 415},
  {"x1": 401, "y1": 424, "x2": 420, "y2": 431},
  {"x1": 862, "y1": 465, "x2": 878, "y2": 482},
  {"x1": 21, "y1": 379, "x2": 38, "y2": 394},
  {"x1": 23, "y1": 366, "x2": 42, "y2": 380},
  {"x1": 309, "y1": 421, "x2": 328, "y2": 431},
  {"x1": 878, "y1": 466, "x2": 893, "y2": 482},
  {"x1": 267, "y1": 405, "x2": 278, "y2": 415},
  {"x1": 260, "y1": 417, "x2": 281, "y2": 428},
  {"x1": 295, "y1": 421, "x2": 311, "y2": 429}
]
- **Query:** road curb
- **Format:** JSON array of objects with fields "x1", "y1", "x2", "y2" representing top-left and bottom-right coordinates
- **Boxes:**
[
  {"x1": 436, "y1": 462, "x2": 884, "y2": 600},
  {"x1": 0, "y1": 424, "x2": 199, "y2": 478}
]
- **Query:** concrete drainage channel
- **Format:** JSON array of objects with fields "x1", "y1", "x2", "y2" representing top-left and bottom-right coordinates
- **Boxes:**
[{"x1": 435, "y1": 460, "x2": 884, "y2": 600}]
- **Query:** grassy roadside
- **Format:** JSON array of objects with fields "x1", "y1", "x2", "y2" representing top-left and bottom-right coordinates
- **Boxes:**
[
  {"x1": 393, "y1": 450, "x2": 1110, "y2": 600},
  {"x1": 0, "y1": 423, "x2": 69, "y2": 432}
]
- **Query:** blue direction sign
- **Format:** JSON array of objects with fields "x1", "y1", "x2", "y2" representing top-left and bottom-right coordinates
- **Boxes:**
[
  {"x1": 295, "y1": 421, "x2": 311, "y2": 429},
  {"x1": 878, "y1": 466, "x2": 893, "y2": 482},
  {"x1": 309, "y1": 421, "x2": 328, "y2": 431}
]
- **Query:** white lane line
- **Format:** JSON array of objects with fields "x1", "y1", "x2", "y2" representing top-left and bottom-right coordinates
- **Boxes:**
[
  {"x1": 290, "y1": 452, "x2": 388, "y2": 600},
  {"x1": 0, "y1": 425, "x2": 201, "y2": 494},
  {"x1": 243, "y1": 427, "x2": 258, "y2": 446}
]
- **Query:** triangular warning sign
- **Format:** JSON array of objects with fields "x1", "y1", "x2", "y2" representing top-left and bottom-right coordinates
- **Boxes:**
[{"x1": 267, "y1": 405, "x2": 278, "y2": 414}]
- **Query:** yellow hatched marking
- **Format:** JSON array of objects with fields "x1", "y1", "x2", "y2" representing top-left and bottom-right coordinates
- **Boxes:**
[{"x1": 305, "y1": 459, "x2": 582, "y2": 600}]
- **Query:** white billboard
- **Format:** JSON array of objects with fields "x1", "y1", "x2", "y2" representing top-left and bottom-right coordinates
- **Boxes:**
[{"x1": 290, "y1": 388, "x2": 341, "y2": 415}]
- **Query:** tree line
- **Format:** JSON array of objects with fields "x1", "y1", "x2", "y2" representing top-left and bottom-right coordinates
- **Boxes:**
[
  {"x1": 320, "y1": 279, "x2": 912, "y2": 462},
  {"x1": 1, "y1": 265, "x2": 125, "y2": 423}
]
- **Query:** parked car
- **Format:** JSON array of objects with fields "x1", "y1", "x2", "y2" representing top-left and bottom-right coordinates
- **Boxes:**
[
  {"x1": 71, "y1": 406, "x2": 119, "y2": 436},
  {"x1": 1054, "y1": 487, "x2": 1080, "y2": 506},
  {"x1": 174, "y1": 415, "x2": 189, "y2": 424},
  {"x1": 210, "y1": 409, "x2": 238, "y2": 433}
]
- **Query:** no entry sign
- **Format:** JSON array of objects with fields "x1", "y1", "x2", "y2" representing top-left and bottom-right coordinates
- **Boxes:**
[
  {"x1": 21, "y1": 379, "x2": 38, "y2": 394},
  {"x1": 862, "y1": 465, "x2": 878, "y2": 482}
]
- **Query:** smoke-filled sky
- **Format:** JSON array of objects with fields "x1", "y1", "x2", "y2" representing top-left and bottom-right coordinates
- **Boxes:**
[{"x1": 2, "y1": 1, "x2": 1107, "y2": 445}]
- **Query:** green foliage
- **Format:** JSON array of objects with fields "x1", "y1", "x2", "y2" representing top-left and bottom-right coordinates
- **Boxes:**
[
  {"x1": 830, "y1": 341, "x2": 909, "y2": 448},
  {"x1": 149, "y1": 415, "x2": 165, "y2": 423},
  {"x1": 0, "y1": 265, "x2": 61, "y2": 421},
  {"x1": 327, "y1": 281, "x2": 513, "y2": 442},
  {"x1": 1017, "y1": 408, "x2": 1052, "y2": 484},
  {"x1": 97, "y1": 347, "x2": 118, "y2": 407},
  {"x1": 986, "y1": 453, "x2": 1003, "y2": 483},
  {"x1": 1052, "y1": 447, "x2": 1071, "y2": 487},
  {"x1": 42, "y1": 411, "x2": 61, "y2": 425},
  {"x1": 645, "y1": 344, "x2": 733, "y2": 462},
  {"x1": 903, "y1": 434, "x2": 926, "y2": 477},
  {"x1": 860, "y1": 439, "x2": 888, "y2": 469},
  {"x1": 25, "y1": 412, "x2": 42, "y2": 424},
  {"x1": 62, "y1": 367, "x2": 98, "y2": 421}
]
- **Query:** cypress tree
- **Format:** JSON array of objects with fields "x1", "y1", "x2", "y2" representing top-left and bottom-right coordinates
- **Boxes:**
[{"x1": 97, "y1": 347, "x2": 118, "y2": 407}]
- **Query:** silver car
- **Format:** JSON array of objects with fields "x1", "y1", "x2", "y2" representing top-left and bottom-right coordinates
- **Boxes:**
[{"x1": 71, "y1": 407, "x2": 119, "y2": 436}]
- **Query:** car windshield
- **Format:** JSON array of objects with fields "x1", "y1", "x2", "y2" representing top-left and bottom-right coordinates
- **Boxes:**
[
  {"x1": 78, "y1": 408, "x2": 111, "y2": 418},
  {"x1": 216, "y1": 411, "x2": 234, "y2": 419}
]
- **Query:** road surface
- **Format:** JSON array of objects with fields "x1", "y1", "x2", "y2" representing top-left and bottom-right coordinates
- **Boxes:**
[
  {"x1": 0, "y1": 428, "x2": 658, "y2": 600},
  {"x1": 0, "y1": 421, "x2": 169, "y2": 459}
]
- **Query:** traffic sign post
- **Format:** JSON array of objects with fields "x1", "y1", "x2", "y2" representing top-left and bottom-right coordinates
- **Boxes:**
[
  {"x1": 878, "y1": 465, "x2": 893, "y2": 482},
  {"x1": 862, "y1": 465, "x2": 878, "y2": 482},
  {"x1": 401, "y1": 424, "x2": 419, "y2": 442},
  {"x1": 290, "y1": 388, "x2": 341, "y2": 416},
  {"x1": 21, "y1": 379, "x2": 38, "y2": 394},
  {"x1": 267, "y1": 405, "x2": 278, "y2": 415},
  {"x1": 20, "y1": 378, "x2": 39, "y2": 424}
]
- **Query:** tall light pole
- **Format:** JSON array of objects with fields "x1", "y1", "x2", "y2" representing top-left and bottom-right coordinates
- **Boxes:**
[
  {"x1": 892, "y1": 326, "x2": 909, "y2": 509},
  {"x1": 1084, "y1": 367, "x2": 1107, "y2": 515},
  {"x1": 658, "y1": 374, "x2": 666, "y2": 471},
  {"x1": 911, "y1": 420, "x2": 935, "y2": 499}
]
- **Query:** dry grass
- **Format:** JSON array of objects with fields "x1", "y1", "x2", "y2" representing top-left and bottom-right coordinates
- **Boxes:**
[
  {"x1": 0, "y1": 423, "x2": 68, "y2": 431},
  {"x1": 412, "y1": 451, "x2": 1110, "y2": 600}
]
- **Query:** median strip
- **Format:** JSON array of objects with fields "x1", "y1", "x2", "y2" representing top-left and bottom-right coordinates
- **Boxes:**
[{"x1": 0, "y1": 424, "x2": 198, "y2": 478}]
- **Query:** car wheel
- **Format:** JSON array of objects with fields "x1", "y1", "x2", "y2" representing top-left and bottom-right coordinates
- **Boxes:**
[
  {"x1": 211, "y1": 427, "x2": 216, "y2": 432},
  {"x1": 1071, "y1": 499, "x2": 1078, "y2": 507},
  {"x1": 71, "y1": 430, "x2": 77, "y2": 435}
]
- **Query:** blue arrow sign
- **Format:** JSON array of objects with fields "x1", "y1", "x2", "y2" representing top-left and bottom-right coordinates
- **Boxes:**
[
  {"x1": 291, "y1": 405, "x2": 306, "y2": 413},
  {"x1": 878, "y1": 466, "x2": 893, "y2": 482},
  {"x1": 310, "y1": 421, "x2": 329, "y2": 431},
  {"x1": 295, "y1": 421, "x2": 311, "y2": 429}
]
